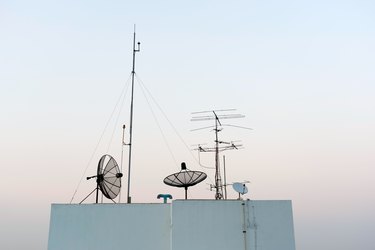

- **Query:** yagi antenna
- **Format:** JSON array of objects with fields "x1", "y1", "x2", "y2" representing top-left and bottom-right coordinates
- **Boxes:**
[{"x1": 191, "y1": 109, "x2": 247, "y2": 200}]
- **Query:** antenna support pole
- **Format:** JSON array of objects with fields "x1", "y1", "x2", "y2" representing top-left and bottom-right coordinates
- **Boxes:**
[
  {"x1": 223, "y1": 155, "x2": 227, "y2": 200},
  {"x1": 214, "y1": 112, "x2": 224, "y2": 200},
  {"x1": 95, "y1": 182, "x2": 99, "y2": 204},
  {"x1": 127, "y1": 26, "x2": 140, "y2": 203},
  {"x1": 119, "y1": 124, "x2": 126, "y2": 203}
]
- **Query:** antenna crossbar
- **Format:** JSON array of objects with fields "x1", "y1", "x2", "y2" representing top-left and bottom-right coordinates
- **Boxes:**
[
  {"x1": 191, "y1": 114, "x2": 245, "y2": 121},
  {"x1": 191, "y1": 109, "x2": 237, "y2": 114}
]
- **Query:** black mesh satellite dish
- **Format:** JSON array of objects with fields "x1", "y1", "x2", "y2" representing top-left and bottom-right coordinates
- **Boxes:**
[
  {"x1": 82, "y1": 154, "x2": 123, "y2": 204},
  {"x1": 97, "y1": 154, "x2": 123, "y2": 200},
  {"x1": 164, "y1": 162, "x2": 207, "y2": 199}
]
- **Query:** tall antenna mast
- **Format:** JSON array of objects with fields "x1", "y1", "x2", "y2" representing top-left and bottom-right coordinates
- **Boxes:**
[
  {"x1": 191, "y1": 109, "x2": 245, "y2": 200},
  {"x1": 126, "y1": 26, "x2": 140, "y2": 203}
]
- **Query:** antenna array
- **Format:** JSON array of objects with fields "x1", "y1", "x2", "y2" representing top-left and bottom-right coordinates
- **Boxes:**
[{"x1": 191, "y1": 109, "x2": 245, "y2": 200}]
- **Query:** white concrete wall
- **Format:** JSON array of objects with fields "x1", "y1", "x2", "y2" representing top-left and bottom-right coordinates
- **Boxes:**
[
  {"x1": 48, "y1": 204, "x2": 171, "y2": 250},
  {"x1": 171, "y1": 200, "x2": 296, "y2": 250},
  {"x1": 246, "y1": 200, "x2": 296, "y2": 250},
  {"x1": 48, "y1": 200, "x2": 295, "y2": 250},
  {"x1": 172, "y1": 200, "x2": 244, "y2": 250}
]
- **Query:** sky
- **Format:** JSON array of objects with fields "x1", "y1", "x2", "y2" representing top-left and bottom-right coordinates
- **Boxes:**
[{"x1": 1, "y1": 0, "x2": 374, "y2": 249}]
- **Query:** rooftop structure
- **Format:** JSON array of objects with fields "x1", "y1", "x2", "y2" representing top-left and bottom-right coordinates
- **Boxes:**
[{"x1": 48, "y1": 200, "x2": 296, "y2": 250}]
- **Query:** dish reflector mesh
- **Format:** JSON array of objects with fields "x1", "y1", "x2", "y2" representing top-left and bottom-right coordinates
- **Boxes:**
[
  {"x1": 164, "y1": 170, "x2": 207, "y2": 188},
  {"x1": 97, "y1": 155, "x2": 122, "y2": 200}
]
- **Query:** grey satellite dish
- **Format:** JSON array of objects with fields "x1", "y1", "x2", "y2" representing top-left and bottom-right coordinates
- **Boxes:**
[
  {"x1": 164, "y1": 162, "x2": 207, "y2": 199},
  {"x1": 81, "y1": 154, "x2": 123, "y2": 204},
  {"x1": 233, "y1": 182, "x2": 248, "y2": 199}
]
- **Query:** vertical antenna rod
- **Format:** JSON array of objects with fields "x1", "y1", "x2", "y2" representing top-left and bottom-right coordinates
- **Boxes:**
[
  {"x1": 223, "y1": 155, "x2": 227, "y2": 200},
  {"x1": 213, "y1": 111, "x2": 224, "y2": 199},
  {"x1": 127, "y1": 26, "x2": 140, "y2": 203},
  {"x1": 119, "y1": 124, "x2": 126, "y2": 203}
]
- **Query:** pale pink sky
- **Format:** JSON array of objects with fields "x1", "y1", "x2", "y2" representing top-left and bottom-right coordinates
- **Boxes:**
[{"x1": 1, "y1": 0, "x2": 374, "y2": 249}]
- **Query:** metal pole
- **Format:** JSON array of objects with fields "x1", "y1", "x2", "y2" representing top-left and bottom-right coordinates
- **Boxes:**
[
  {"x1": 119, "y1": 124, "x2": 126, "y2": 203},
  {"x1": 214, "y1": 112, "x2": 223, "y2": 200},
  {"x1": 95, "y1": 182, "x2": 99, "y2": 204},
  {"x1": 242, "y1": 201, "x2": 248, "y2": 250},
  {"x1": 223, "y1": 155, "x2": 227, "y2": 200},
  {"x1": 127, "y1": 26, "x2": 140, "y2": 203}
]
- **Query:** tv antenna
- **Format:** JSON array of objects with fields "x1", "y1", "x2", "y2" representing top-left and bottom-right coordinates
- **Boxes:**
[
  {"x1": 163, "y1": 162, "x2": 207, "y2": 199},
  {"x1": 80, "y1": 155, "x2": 123, "y2": 204},
  {"x1": 191, "y1": 109, "x2": 249, "y2": 200}
]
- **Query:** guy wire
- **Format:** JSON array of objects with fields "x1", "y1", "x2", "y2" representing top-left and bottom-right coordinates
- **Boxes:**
[{"x1": 69, "y1": 73, "x2": 132, "y2": 203}]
